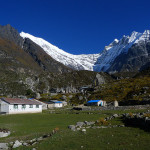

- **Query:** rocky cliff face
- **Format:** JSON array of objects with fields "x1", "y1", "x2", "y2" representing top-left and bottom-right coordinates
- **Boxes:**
[
  {"x1": 107, "y1": 41, "x2": 150, "y2": 72},
  {"x1": 22, "y1": 38, "x2": 71, "y2": 73},
  {"x1": 0, "y1": 24, "x2": 71, "y2": 74},
  {"x1": 0, "y1": 24, "x2": 23, "y2": 47}
]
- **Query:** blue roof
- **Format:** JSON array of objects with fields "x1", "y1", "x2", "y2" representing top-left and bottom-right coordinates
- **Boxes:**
[
  {"x1": 87, "y1": 100, "x2": 102, "y2": 103},
  {"x1": 55, "y1": 101, "x2": 62, "y2": 103},
  {"x1": 50, "y1": 100, "x2": 62, "y2": 103}
]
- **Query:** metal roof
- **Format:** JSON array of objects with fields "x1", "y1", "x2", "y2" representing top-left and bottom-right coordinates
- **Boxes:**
[
  {"x1": 1, "y1": 98, "x2": 42, "y2": 105},
  {"x1": 45, "y1": 100, "x2": 62, "y2": 104},
  {"x1": 50, "y1": 100, "x2": 62, "y2": 103},
  {"x1": 87, "y1": 100, "x2": 102, "y2": 103}
]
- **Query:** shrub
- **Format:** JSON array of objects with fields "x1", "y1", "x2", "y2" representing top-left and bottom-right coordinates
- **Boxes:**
[
  {"x1": 144, "y1": 113, "x2": 150, "y2": 118},
  {"x1": 129, "y1": 112, "x2": 134, "y2": 118},
  {"x1": 95, "y1": 118, "x2": 109, "y2": 126}
]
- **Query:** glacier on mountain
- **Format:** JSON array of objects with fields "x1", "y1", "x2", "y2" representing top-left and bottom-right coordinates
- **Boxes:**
[
  {"x1": 20, "y1": 32, "x2": 100, "y2": 71},
  {"x1": 20, "y1": 30, "x2": 150, "y2": 72}
]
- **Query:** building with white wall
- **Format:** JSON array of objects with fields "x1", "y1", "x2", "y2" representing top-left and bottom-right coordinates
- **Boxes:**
[
  {"x1": 29, "y1": 99, "x2": 48, "y2": 110},
  {"x1": 0, "y1": 98, "x2": 42, "y2": 114},
  {"x1": 45, "y1": 100, "x2": 63, "y2": 108},
  {"x1": 87, "y1": 100, "x2": 103, "y2": 106}
]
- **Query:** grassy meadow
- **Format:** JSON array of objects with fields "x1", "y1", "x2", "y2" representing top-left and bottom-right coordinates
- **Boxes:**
[{"x1": 0, "y1": 108, "x2": 149, "y2": 150}]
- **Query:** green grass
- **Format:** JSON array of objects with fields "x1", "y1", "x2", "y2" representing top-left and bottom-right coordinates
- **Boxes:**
[
  {"x1": 35, "y1": 127, "x2": 150, "y2": 150},
  {"x1": 0, "y1": 109, "x2": 149, "y2": 150},
  {"x1": 0, "y1": 112, "x2": 100, "y2": 142}
]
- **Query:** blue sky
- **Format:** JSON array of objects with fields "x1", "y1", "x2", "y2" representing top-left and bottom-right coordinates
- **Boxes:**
[{"x1": 0, "y1": 0, "x2": 150, "y2": 54}]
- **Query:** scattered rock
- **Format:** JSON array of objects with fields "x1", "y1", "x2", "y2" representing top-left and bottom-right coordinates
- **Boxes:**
[
  {"x1": 30, "y1": 138, "x2": 37, "y2": 143},
  {"x1": 0, "y1": 131, "x2": 10, "y2": 138},
  {"x1": 76, "y1": 122, "x2": 85, "y2": 127},
  {"x1": 114, "y1": 101, "x2": 119, "y2": 107},
  {"x1": 91, "y1": 126, "x2": 97, "y2": 129},
  {"x1": 84, "y1": 121, "x2": 95, "y2": 126},
  {"x1": 119, "y1": 125, "x2": 125, "y2": 127},
  {"x1": 22, "y1": 142, "x2": 28, "y2": 146},
  {"x1": 81, "y1": 129, "x2": 86, "y2": 132},
  {"x1": 68, "y1": 125, "x2": 76, "y2": 131},
  {"x1": 86, "y1": 126, "x2": 91, "y2": 129},
  {"x1": 13, "y1": 140, "x2": 22, "y2": 148},
  {"x1": 100, "y1": 126, "x2": 107, "y2": 128},
  {"x1": 37, "y1": 137, "x2": 43, "y2": 141},
  {"x1": 113, "y1": 114, "x2": 119, "y2": 118},
  {"x1": 0, "y1": 143, "x2": 8, "y2": 150},
  {"x1": 32, "y1": 142, "x2": 37, "y2": 145}
]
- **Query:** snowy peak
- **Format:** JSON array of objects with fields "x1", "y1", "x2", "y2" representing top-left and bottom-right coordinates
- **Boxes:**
[
  {"x1": 134, "y1": 30, "x2": 150, "y2": 43},
  {"x1": 20, "y1": 32, "x2": 100, "y2": 71},
  {"x1": 93, "y1": 30, "x2": 150, "y2": 72},
  {"x1": 104, "y1": 39, "x2": 119, "y2": 51},
  {"x1": 20, "y1": 29, "x2": 150, "y2": 73}
]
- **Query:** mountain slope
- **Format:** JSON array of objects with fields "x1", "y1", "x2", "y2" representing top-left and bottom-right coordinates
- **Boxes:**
[
  {"x1": 20, "y1": 32, "x2": 100, "y2": 71},
  {"x1": 22, "y1": 38, "x2": 72, "y2": 73},
  {"x1": 20, "y1": 30, "x2": 150, "y2": 73},
  {"x1": 107, "y1": 31, "x2": 150, "y2": 73},
  {"x1": 0, "y1": 24, "x2": 71, "y2": 73}
]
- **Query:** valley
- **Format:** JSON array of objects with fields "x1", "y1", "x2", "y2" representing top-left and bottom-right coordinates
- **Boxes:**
[{"x1": 0, "y1": 24, "x2": 150, "y2": 150}]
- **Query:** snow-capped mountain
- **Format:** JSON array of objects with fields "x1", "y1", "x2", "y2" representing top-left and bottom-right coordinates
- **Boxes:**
[
  {"x1": 94, "y1": 30, "x2": 150, "y2": 72},
  {"x1": 94, "y1": 31, "x2": 143, "y2": 72},
  {"x1": 20, "y1": 30, "x2": 150, "y2": 72},
  {"x1": 20, "y1": 32, "x2": 100, "y2": 71}
]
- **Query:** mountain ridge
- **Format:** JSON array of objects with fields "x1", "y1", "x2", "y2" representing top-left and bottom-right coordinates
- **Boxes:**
[{"x1": 20, "y1": 29, "x2": 150, "y2": 73}]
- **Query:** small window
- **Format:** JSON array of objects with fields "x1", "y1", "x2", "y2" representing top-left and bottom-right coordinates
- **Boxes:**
[
  {"x1": 29, "y1": 104, "x2": 33, "y2": 108},
  {"x1": 36, "y1": 105, "x2": 39, "y2": 108},
  {"x1": 14, "y1": 104, "x2": 18, "y2": 109},
  {"x1": 22, "y1": 104, "x2": 26, "y2": 109}
]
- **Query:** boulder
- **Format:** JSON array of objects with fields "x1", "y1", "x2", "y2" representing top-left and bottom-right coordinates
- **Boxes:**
[
  {"x1": 0, "y1": 131, "x2": 10, "y2": 138},
  {"x1": 76, "y1": 122, "x2": 85, "y2": 127},
  {"x1": 113, "y1": 114, "x2": 119, "y2": 118},
  {"x1": 36, "y1": 93, "x2": 41, "y2": 99},
  {"x1": 114, "y1": 101, "x2": 119, "y2": 107},
  {"x1": 37, "y1": 137, "x2": 43, "y2": 141},
  {"x1": 81, "y1": 129, "x2": 86, "y2": 133},
  {"x1": 22, "y1": 142, "x2": 28, "y2": 146},
  {"x1": 93, "y1": 73, "x2": 106, "y2": 86},
  {"x1": 32, "y1": 142, "x2": 37, "y2": 145},
  {"x1": 76, "y1": 128, "x2": 81, "y2": 131},
  {"x1": 105, "y1": 117, "x2": 110, "y2": 121},
  {"x1": 84, "y1": 121, "x2": 95, "y2": 126},
  {"x1": 30, "y1": 138, "x2": 37, "y2": 143},
  {"x1": 0, "y1": 143, "x2": 8, "y2": 150},
  {"x1": 13, "y1": 140, "x2": 22, "y2": 148},
  {"x1": 68, "y1": 125, "x2": 76, "y2": 131}
]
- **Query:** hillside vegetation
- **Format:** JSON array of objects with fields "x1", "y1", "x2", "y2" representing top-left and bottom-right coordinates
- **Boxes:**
[{"x1": 89, "y1": 76, "x2": 150, "y2": 103}]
